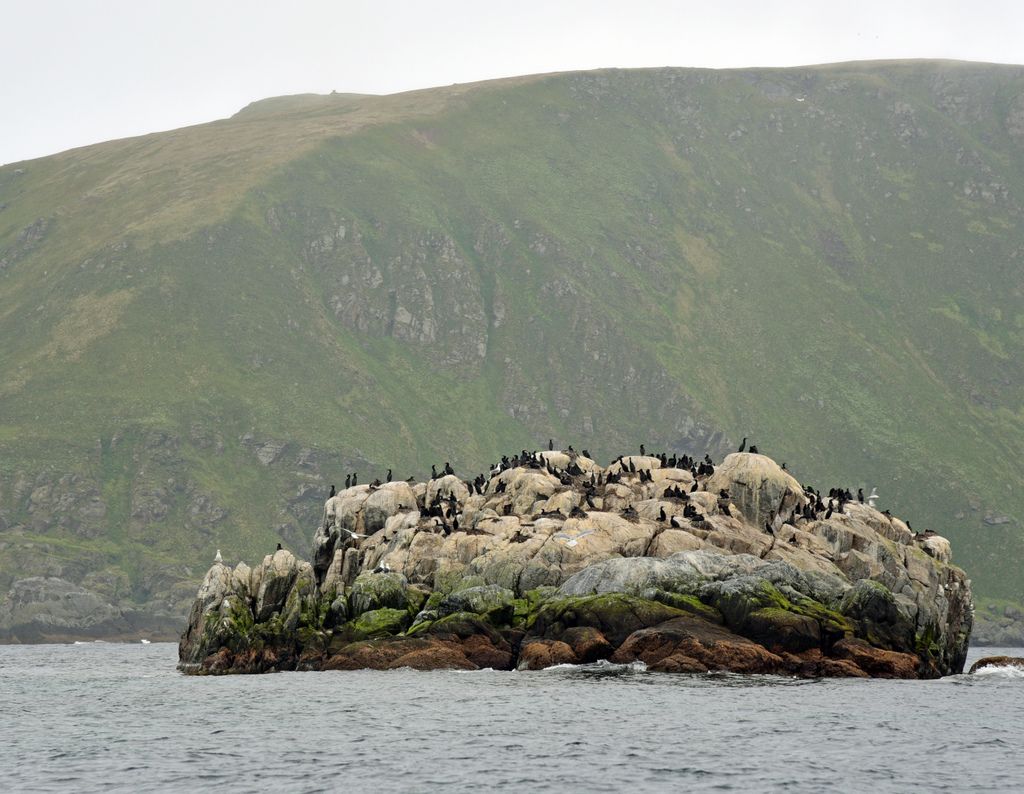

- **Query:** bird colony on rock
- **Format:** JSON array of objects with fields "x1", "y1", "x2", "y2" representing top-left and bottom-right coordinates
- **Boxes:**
[{"x1": 179, "y1": 448, "x2": 972, "y2": 678}]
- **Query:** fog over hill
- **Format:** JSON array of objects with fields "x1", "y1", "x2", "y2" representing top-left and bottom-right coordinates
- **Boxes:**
[{"x1": 1, "y1": 60, "x2": 1023, "y2": 638}]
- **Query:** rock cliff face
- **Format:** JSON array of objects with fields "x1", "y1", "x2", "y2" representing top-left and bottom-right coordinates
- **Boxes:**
[{"x1": 179, "y1": 451, "x2": 972, "y2": 677}]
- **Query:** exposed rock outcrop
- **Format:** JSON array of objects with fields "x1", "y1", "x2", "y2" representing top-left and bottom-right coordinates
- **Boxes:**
[{"x1": 179, "y1": 451, "x2": 973, "y2": 678}]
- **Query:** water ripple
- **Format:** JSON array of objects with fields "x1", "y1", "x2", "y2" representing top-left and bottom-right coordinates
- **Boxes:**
[{"x1": 0, "y1": 644, "x2": 1021, "y2": 792}]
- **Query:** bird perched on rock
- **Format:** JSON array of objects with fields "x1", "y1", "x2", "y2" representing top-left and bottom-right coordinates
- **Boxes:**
[
  {"x1": 329, "y1": 484, "x2": 336, "y2": 498},
  {"x1": 749, "y1": 445, "x2": 759, "y2": 454},
  {"x1": 345, "y1": 475, "x2": 351, "y2": 488},
  {"x1": 738, "y1": 437, "x2": 747, "y2": 452},
  {"x1": 214, "y1": 549, "x2": 223, "y2": 564}
]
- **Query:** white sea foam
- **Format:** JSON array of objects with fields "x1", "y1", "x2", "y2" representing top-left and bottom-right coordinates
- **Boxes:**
[{"x1": 971, "y1": 664, "x2": 1024, "y2": 679}]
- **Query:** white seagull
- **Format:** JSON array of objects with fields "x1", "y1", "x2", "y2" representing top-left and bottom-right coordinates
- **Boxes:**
[{"x1": 214, "y1": 549, "x2": 223, "y2": 564}]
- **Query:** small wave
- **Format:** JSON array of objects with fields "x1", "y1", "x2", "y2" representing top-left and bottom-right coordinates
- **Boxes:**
[
  {"x1": 541, "y1": 659, "x2": 648, "y2": 675},
  {"x1": 971, "y1": 664, "x2": 1024, "y2": 679}
]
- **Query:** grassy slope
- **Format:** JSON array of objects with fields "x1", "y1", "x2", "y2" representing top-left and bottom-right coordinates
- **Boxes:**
[{"x1": 0, "y1": 61, "x2": 1022, "y2": 616}]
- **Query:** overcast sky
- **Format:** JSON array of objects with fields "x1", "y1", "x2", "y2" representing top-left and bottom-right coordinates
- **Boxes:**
[{"x1": 2, "y1": 0, "x2": 1023, "y2": 165}]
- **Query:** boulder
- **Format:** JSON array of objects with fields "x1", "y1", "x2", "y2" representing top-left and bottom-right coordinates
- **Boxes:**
[
  {"x1": 968, "y1": 655, "x2": 1024, "y2": 674},
  {"x1": 349, "y1": 571, "x2": 413, "y2": 616},
  {"x1": 705, "y1": 453, "x2": 805, "y2": 527}
]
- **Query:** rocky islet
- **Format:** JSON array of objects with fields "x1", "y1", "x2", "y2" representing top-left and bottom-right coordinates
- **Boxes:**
[{"x1": 178, "y1": 450, "x2": 973, "y2": 677}]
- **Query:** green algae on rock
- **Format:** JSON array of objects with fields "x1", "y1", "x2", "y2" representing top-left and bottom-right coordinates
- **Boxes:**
[{"x1": 178, "y1": 451, "x2": 972, "y2": 678}]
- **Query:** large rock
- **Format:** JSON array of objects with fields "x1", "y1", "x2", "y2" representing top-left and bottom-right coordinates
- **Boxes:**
[
  {"x1": 179, "y1": 449, "x2": 974, "y2": 678},
  {"x1": 705, "y1": 453, "x2": 805, "y2": 528},
  {"x1": 0, "y1": 577, "x2": 128, "y2": 641}
]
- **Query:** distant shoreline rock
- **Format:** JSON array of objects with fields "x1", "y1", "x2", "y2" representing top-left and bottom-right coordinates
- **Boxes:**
[{"x1": 178, "y1": 451, "x2": 972, "y2": 678}]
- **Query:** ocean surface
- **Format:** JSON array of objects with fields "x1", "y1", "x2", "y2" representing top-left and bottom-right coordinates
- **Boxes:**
[{"x1": 1, "y1": 643, "x2": 1021, "y2": 793}]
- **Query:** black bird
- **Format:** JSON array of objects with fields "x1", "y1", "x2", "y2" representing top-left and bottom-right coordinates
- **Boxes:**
[
  {"x1": 659, "y1": 506, "x2": 667, "y2": 522},
  {"x1": 329, "y1": 484, "x2": 336, "y2": 498},
  {"x1": 640, "y1": 444, "x2": 646, "y2": 456},
  {"x1": 582, "y1": 449, "x2": 591, "y2": 459},
  {"x1": 690, "y1": 480, "x2": 698, "y2": 492},
  {"x1": 444, "y1": 462, "x2": 454, "y2": 476},
  {"x1": 386, "y1": 469, "x2": 392, "y2": 483},
  {"x1": 276, "y1": 542, "x2": 283, "y2": 551},
  {"x1": 345, "y1": 474, "x2": 351, "y2": 488},
  {"x1": 857, "y1": 488, "x2": 864, "y2": 504},
  {"x1": 431, "y1": 464, "x2": 438, "y2": 479},
  {"x1": 670, "y1": 515, "x2": 682, "y2": 528},
  {"x1": 352, "y1": 472, "x2": 358, "y2": 486},
  {"x1": 548, "y1": 438, "x2": 554, "y2": 451},
  {"x1": 749, "y1": 445, "x2": 759, "y2": 454},
  {"x1": 738, "y1": 437, "x2": 747, "y2": 452}
]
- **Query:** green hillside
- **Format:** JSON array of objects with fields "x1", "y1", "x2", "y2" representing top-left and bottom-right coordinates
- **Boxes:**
[{"x1": 1, "y1": 61, "x2": 1023, "y2": 635}]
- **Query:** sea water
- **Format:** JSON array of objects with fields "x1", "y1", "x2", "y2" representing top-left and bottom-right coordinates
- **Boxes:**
[{"x1": 0, "y1": 643, "x2": 1021, "y2": 792}]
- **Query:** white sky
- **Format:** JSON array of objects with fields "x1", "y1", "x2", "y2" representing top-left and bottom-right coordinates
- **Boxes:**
[{"x1": 2, "y1": 0, "x2": 1023, "y2": 165}]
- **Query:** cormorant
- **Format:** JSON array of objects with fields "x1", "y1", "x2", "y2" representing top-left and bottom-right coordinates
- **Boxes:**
[
  {"x1": 582, "y1": 449, "x2": 591, "y2": 459},
  {"x1": 749, "y1": 445, "x2": 759, "y2": 454},
  {"x1": 386, "y1": 469, "x2": 392, "y2": 483},
  {"x1": 857, "y1": 488, "x2": 864, "y2": 504},
  {"x1": 548, "y1": 439, "x2": 554, "y2": 451},
  {"x1": 352, "y1": 472, "x2": 358, "y2": 486},
  {"x1": 276, "y1": 542, "x2": 283, "y2": 551},
  {"x1": 690, "y1": 480, "x2": 698, "y2": 492},
  {"x1": 640, "y1": 444, "x2": 646, "y2": 456},
  {"x1": 659, "y1": 506, "x2": 667, "y2": 522},
  {"x1": 431, "y1": 464, "x2": 438, "y2": 479},
  {"x1": 670, "y1": 515, "x2": 682, "y2": 528},
  {"x1": 329, "y1": 484, "x2": 336, "y2": 498},
  {"x1": 738, "y1": 437, "x2": 747, "y2": 452},
  {"x1": 345, "y1": 475, "x2": 351, "y2": 488},
  {"x1": 444, "y1": 462, "x2": 454, "y2": 476}
]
